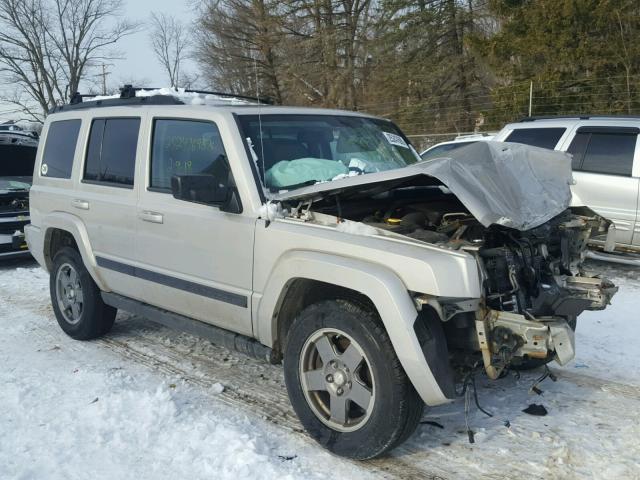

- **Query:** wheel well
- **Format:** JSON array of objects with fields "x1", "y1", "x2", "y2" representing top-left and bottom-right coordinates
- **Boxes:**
[
  {"x1": 274, "y1": 278, "x2": 376, "y2": 357},
  {"x1": 44, "y1": 228, "x2": 78, "y2": 269}
]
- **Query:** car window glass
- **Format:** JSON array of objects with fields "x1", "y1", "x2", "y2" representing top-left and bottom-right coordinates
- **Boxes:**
[
  {"x1": 84, "y1": 118, "x2": 140, "y2": 186},
  {"x1": 567, "y1": 131, "x2": 590, "y2": 170},
  {"x1": 41, "y1": 119, "x2": 81, "y2": 178},
  {"x1": 580, "y1": 133, "x2": 636, "y2": 176},
  {"x1": 150, "y1": 119, "x2": 228, "y2": 191},
  {"x1": 505, "y1": 128, "x2": 566, "y2": 149},
  {"x1": 420, "y1": 141, "x2": 474, "y2": 160}
]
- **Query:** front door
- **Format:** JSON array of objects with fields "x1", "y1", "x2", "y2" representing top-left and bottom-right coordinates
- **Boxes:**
[{"x1": 135, "y1": 116, "x2": 254, "y2": 335}]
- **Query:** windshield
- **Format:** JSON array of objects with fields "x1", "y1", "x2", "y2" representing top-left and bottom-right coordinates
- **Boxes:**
[
  {"x1": 0, "y1": 144, "x2": 37, "y2": 179},
  {"x1": 238, "y1": 114, "x2": 420, "y2": 191}
]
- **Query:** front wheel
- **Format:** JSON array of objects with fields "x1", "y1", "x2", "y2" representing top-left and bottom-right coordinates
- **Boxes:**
[
  {"x1": 283, "y1": 299, "x2": 424, "y2": 459},
  {"x1": 50, "y1": 247, "x2": 116, "y2": 340}
]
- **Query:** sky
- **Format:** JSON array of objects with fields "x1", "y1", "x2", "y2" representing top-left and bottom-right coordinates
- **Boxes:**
[
  {"x1": 105, "y1": 0, "x2": 199, "y2": 89},
  {"x1": 0, "y1": 0, "x2": 199, "y2": 124}
]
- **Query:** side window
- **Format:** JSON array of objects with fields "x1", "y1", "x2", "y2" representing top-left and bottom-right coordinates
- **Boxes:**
[
  {"x1": 580, "y1": 132, "x2": 636, "y2": 176},
  {"x1": 567, "y1": 131, "x2": 590, "y2": 170},
  {"x1": 505, "y1": 127, "x2": 566, "y2": 149},
  {"x1": 84, "y1": 118, "x2": 140, "y2": 187},
  {"x1": 150, "y1": 119, "x2": 228, "y2": 191},
  {"x1": 41, "y1": 119, "x2": 81, "y2": 178}
]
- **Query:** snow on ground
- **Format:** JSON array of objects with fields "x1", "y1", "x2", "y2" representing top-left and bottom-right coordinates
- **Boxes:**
[
  {"x1": 0, "y1": 262, "x2": 375, "y2": 480},
  {"x1": 1, "y1": 258, "x2": 639, "y2": 479}
]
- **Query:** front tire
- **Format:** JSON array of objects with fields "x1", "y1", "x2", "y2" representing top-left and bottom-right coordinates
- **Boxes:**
[
  {"x1": 283, "y1": 299, "x2": 424, "y2": 459},
  {"x1": 50, "y1": 247, "x2": 116, "y2": 340}
]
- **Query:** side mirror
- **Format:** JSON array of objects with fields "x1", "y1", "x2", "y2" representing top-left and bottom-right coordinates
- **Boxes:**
[{"x1": 171, "y1": 174, "x2": 231, "y2": 205}]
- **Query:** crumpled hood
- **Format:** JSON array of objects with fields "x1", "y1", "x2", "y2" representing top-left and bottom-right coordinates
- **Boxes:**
[{"x1": 273, "y1": 141, "x2": 574, "y2": 231}]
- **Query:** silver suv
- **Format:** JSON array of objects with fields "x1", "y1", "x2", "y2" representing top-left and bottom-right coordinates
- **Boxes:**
[
  {"x1": 495, "y1": 116, "x2": 640, "y2": 254},
  {"x1": 26, "y1": 88, "x2": 616, "y2": 459}
]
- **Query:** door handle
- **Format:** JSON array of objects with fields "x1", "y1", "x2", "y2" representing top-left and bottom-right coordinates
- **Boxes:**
[
  {"x1": 71, "y1": 199, "x2": 90, "y2": 210},
  {"x1": 138, "y1": 210, "x2": 164, "y2": 224}
]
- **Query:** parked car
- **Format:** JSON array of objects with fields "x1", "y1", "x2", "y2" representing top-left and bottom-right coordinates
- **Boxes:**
[
  {"x1": 26, "y1": 88, "x2": 616, "y2": 459},
  {"x1": 420, "y1": 133, "x2": 495, "y2": 160},
  {"x1": 494, "y1": 116, "x2": 640, "y2": 253},
  {"x1": 0, "y1": 127, "x2": 38, "y2": 259}
]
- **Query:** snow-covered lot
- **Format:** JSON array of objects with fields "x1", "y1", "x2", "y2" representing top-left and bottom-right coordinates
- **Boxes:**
[{"x1": 1, "y1": 258, "x2": 639, "y2": 480}]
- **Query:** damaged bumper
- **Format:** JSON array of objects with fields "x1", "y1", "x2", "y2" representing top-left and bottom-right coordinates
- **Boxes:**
[{"x1": 475, "y1": 275, "x2": 616, "y2": 378}]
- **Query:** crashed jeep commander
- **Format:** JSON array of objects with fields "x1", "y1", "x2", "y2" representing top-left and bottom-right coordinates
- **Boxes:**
[{"x1": 26, "y1": 88, "x2": 617, "y2": 459}]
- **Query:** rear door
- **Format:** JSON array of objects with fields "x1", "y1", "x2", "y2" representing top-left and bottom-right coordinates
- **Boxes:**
[
  {"x1": 134, "y1": 114, "x2": 254, "y2": 336},
  {"x1": 561, "y1": 125, "x2": 640, "y2": 246},
  {"x1": 72, "y1": 114, "x2": 146, "y2": 296}
]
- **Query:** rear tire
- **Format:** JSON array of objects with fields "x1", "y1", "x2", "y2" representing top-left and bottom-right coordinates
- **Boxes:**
[
  {"x1": 283, "y1": 299, "x2": 424, "y2": 459},
  {"x1": 50, "y1": 247, "x2": 116, "y2": 340}
]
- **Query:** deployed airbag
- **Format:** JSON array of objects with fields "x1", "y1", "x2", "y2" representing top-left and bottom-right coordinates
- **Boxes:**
[{"x1": 266, "y1": 158, "x2": 348, "y2": 189}]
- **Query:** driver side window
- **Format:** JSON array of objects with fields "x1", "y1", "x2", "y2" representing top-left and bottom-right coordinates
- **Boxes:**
[{"x1": 150, "y1": 119, "x2": 228, "y2": 191}]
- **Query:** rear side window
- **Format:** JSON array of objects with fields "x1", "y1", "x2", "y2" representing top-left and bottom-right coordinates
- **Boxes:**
[
  {"x1": 150, "y1": 119, "x2": 228, "y2": 191},
  {"x1": 505, "y1": 128, "x2": 566, "y2": 149},
  {"x1": 41, "y1": 119, "x2": 81, "y2": 178},
  {"x1": 569, "y1": 129, "x2": 637, "y2": 176},
  {"x1": 84, "y1": 118, "x2": 140, "y2": 187}
]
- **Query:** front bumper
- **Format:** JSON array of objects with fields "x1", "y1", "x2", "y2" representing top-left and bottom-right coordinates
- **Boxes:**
[
  {"x1": 0, "y1": 228, "x2": 30, "y2": 259},
  {"x1": 479, "y1": 310, "x2": 575, "y2": 367}
]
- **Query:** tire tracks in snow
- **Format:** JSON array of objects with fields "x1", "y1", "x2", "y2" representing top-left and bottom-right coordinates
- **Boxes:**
[
  {"x1": 3, "y1": 295, "x2": 446, "y2": 480},
  {"x1": 4, "y1": 286, "x2": 640, "y2": 479}
]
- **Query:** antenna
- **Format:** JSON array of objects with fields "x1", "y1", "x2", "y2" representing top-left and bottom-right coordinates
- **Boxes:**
[{"x1": 253, "y1": 57, "x2": 266, "y2": 189}]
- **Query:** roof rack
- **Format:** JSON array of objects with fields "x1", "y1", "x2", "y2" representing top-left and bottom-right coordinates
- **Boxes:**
[
  {"x1": 519, "y1": 114, "x2": 640, "y2": 122},
  {"x1": 50, "y1": 85, "x2": 272, "y2": 113}
]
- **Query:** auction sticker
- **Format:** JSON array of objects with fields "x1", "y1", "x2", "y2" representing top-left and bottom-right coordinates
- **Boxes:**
[{"x1": 382, "y1": 132, "x2": 409, "y2": 149}]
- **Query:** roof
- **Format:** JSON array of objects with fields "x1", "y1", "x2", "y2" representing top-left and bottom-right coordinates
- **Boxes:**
[{"x1": 518, "y1": 115, "x2": 640, "y2": 122}]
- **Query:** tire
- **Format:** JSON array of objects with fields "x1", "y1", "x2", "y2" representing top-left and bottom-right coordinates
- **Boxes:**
[
  {"x1": 283, "y1": 299, "x2": 424, "y2": 459},
  {"x1": 512, "y1": 316, "x2": 577, "y2": 371},
  {"x1": 50, "y1": 247, "x2": 116, "y2": 340}
]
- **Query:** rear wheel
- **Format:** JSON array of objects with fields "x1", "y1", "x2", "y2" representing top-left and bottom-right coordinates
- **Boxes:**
[
  {"x1": 50, "y1": 247, "x2": 116, "y2": 340},
  {"x1": 283, "y1": 299, "x2": 424, "y2": 459}
]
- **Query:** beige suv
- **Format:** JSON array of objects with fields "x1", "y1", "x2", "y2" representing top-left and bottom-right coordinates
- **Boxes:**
[{"x1": 26, "y1": 88, "x2": 617, "y2": 459}]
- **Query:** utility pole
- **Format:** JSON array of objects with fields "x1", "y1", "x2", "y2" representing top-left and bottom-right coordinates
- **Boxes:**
[
  {"x1": 528, "y1": 81, "x2": 533, "y2": 117},
  {"x1": 100, "y1": 63, "x2": 111, "y2": 95}
]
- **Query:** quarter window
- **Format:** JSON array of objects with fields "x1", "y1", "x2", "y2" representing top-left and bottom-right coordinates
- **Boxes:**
[
  {"x1": 41, "y1": 119, "x2": 81, "y2": 178},
  {"x1": 505, "y1": 128, "x2": 566, "y2": 150},
  {"x1": 150, "y1": 119, "x2": 228, "y2": 191},
  {"x1": 84, "y1": 118, "x2": 140, "y2": 186}
]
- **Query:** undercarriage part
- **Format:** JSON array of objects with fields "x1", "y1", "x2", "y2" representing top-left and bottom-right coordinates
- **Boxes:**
[{"x1": 475, "y1": 308, "x2": 576, "y2": 378}]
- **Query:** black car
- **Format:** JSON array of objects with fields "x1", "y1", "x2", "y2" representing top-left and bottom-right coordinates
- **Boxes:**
[{"x1": 0, "y1": 129, "x2": 38, "y2": 259}]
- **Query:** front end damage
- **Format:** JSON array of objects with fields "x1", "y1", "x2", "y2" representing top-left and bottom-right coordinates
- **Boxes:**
[
  {"x1": 271, "y1": 141, "x2": 618, "y2": 379},
  {"x1": 470, "y1": 209, "x2": 617, "y2": 377}
]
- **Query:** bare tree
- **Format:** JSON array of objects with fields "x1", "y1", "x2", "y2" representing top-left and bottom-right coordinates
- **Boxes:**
[
  {"x1": 0, "y1": 0, "x2": 139, "y2": 122},
  {"x1": 149, "y1": 12, "x2": 190, "y2": 88}
]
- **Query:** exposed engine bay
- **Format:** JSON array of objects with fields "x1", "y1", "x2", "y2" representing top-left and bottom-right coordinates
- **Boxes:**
[{"x1": 282, "y1": 184, "x2": 618, "y2": 376}]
